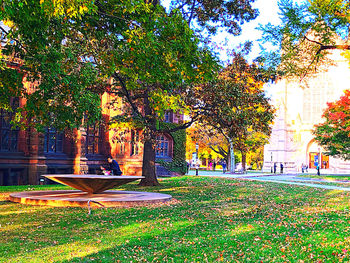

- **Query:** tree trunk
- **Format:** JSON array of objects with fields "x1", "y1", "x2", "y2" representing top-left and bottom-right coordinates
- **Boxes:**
[
  {"x1": 139, "y1": 136, "x2": 160, "y2": 186},
  {"x1": 225, "y1": 154, "x2": 230, "y2": 171},
  {"x1": 227, "y1": 147, "x2": 234, "y2": 173},
  {"x1": 139, "y1": 92, "x2": 160, "y2": 186},
  {"x1": 241, "y1": 152, "x2": 247, "y2": 172}
]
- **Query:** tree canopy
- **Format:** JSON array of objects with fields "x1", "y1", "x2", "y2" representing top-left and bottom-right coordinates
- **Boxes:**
[
  {"x1": 259, "y1": 0, "x2": 350, "y2": 79},
  {"x1": 0, "y1": 0, "x2": 220, "y2": 185},
  {"x1": 195, "y1": 52, "x2": 275, "y2": 170},
  {"x1": 314, "y1": 90, "x2": 350, "y2": 160},
  {"x1": 0, "y1": 0, "x2": 101, "y2": 129},
  {"x1": 169, "y1": 0, "x2": 259, "y2": 36},
  {"x1": 0, "y1": 0, "x2": 269, "y2": 185}
]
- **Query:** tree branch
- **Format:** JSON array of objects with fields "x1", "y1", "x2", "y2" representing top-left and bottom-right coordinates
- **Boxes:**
[
  {"x1": 112, "y1": 72, "x2": 142, "y2": 117},
  {"x1": 188, "y1": 0, "x2": 197, "y2": 24}
]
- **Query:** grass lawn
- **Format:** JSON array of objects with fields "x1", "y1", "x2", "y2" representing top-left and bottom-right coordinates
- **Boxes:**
[
  {"x1": 1, "y1": 176, "x2": 350, "y2": 262},
  {"x1": 298, "y1": 174, "x2": 350, "y2": 181}
]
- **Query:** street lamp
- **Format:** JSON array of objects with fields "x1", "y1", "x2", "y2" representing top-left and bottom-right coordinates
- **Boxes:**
[
  {"x1": 230, "y1": 140, "x2": 235, "y2": 173},
  {"x1": 317, "y1": 147, "x2": 321, "y2": 176},
  {"x1": 270, "y1": 152, "x2": 273, "y2": 173},
  {"x1": 195, "y1": 143, "x2": 199, "y2": 176}
]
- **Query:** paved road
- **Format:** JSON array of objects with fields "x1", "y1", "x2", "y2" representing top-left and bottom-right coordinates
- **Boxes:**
[{"x1": 187, "y1": 170, "x2": 350, "y2": 191}]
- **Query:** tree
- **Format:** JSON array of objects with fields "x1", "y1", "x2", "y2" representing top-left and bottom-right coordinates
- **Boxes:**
[
  {"x1": 0, "y1": 0, "x2": 219, "y2": 186},
  {"x1": 1, "y1": 0, "x2": 265, "y2": 185},
  {"x1": 169, "y1": 0, "x2": 259, "y2": 36},
  {"x1": 186, "y1": 123, "x2": 231, "y2": 165},
  {"x1": 197, "y1": 52, "x2": 275, "y2": 171},
  {"x1": 0, "y1": 0, "x2": 102, "y2": 130},
  {"x1": 96, "y1": 4, "x2": 219, "y2": 185},
  {"x1": 313, "y1": 90, "x2": 350, "y2": 160},
  {"x1": 246, "y1": 145, "x2": 264, "y2": 170},
  {"x1": 259, "y1": 0, "x2": 350, "y2": 79}
]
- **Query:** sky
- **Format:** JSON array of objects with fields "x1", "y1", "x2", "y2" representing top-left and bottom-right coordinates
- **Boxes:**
[
  {"x1": 211, "y1": 0, "x2": 282, "y2": 64},
  {"x1": 162, "y1": 0, "x2": 304, "y2": 64}
]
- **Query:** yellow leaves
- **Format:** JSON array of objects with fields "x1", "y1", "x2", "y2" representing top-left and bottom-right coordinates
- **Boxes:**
[
  {"x1": 110, "y1": 122, "x2": 133, "y2": 129},
  {"x1": 3, "y1": 20, "x2": 14, "y2": 28},
  {"x1": 79, "y1": 5, "x2": 88, "y2": 14},
  {"x1": 39, "y1": 0, "x2": 93, "y2": 18},
  {"x1": 247, "y1": 76, "x2": 255, "y2": 84}
]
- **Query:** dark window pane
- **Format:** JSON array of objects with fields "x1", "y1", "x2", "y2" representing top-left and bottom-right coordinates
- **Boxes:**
[
  {"x1": 85, "y1": 124, "x2": 100, "y2": 155},
  {"x1": 48, "y1": 134, "x2": 56, "y2": 152},
  {"x1": 2, "y1": 115, "x2": 10, "y2": 128},
  {"x1": 44, "y1": 128, "x2": 64, "y2": 153},
  {"x1": 56, "y1": 133, "x2": 63, "y2": 152},
  {"x1": 1, "y1": 130, "x2": 9, "y2": 150},
  {"x1": 10, "y1": 132, "x2": 18, "y2": 151},
  {"x1": 156, "y1": 135, "x2": 170, "y2": 157}
]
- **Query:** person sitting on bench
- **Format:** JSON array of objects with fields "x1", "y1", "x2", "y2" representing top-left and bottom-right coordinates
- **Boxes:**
[{"x1": 101, "y1": 156, "x2": 122, "y2": 176}]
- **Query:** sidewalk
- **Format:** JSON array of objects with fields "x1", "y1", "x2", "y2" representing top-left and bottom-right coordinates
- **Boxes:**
[
  {"x1": 188, "y1": 170, "x2": 350, "y2": 191},
  {"x1": 187, "y1": 170, "x2": 268, "y2": 177}
]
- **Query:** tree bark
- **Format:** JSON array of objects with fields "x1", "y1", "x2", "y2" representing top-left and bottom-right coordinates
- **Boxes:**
[
  {"x1": 139, "y1": 93, "x2": 160, "y2": 186},
  {"x1": 227, "y1": 147, "x2": 232, "y2": 173},
  {"x1": 241, "y1": 152, "x2": 247, "y2": 172},
  {"x1": 139, "y1": 136, "x2": 160, "y2": 186}
]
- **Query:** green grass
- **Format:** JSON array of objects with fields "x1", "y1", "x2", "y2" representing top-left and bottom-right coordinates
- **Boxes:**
[
  {"x1": 1, "y1": 176, "x2": 350, "y2": 262},
  {"x1": 298, "y1": 174, "x2": 350, "y2": 181}
]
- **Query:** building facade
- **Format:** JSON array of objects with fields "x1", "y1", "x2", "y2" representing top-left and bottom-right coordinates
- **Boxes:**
[
  {"x1": 263, "y1": 50, "x2": 350, "y2": 173},
  {"x1": 0, "y1": 91, "x2": 181, "y2": 185}
]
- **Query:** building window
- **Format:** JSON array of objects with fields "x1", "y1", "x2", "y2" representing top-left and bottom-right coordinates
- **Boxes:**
[
  {"x1": 130, "y1": 130, "x2": 139, "y2": 156},
  {"x1": 156, "y1": 135, "x2": 170, "y2": 157},
  {"x1": 0, "y1": 98, "x2": 19, "y2": 152},
  {"x1": 120, "y1": 142, "x2": 125, "y2": 155},
  {"x1": 86, "y1": 124, "x2": 101, "y2": 154},
  {"x1": 164, "y1": 111, "x2": 172, "y2": 123},
  {"x1": 44, "y1": 128, "x2": 64, "y2": 153}
]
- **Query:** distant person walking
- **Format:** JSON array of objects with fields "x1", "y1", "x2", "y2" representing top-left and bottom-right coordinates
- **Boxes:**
[
  {"x1": 317, "y1": 164, "x2": 320, "y2": 176},
  {"x1": 209, "y1": 162, "x2": 213, "y2": 171},
  {"x1": 273, "y1": 162, "x2": 277, "y2": 174},
  {"x1": 280, "y1": 163, "x2": 284, "y2": 174},
  {"x1": 213, "y1": 161, "x2": 216, "y2": 171},
  {"x1": 222, "y1": 161, "x2": 227, "y2": 174}
]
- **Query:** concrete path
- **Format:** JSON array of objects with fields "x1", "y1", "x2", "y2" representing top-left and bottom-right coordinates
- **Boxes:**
[{"x1": 187, "y1": 170, "x2": 350, "y2": 191}]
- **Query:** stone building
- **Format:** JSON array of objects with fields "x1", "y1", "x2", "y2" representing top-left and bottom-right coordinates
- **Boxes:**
[
  {"x1": 0, "y1": 90, "x2": 181, "y2": 185},
  {"x1": 263, "y1": 50, "x2": 350, "y2": 173}
]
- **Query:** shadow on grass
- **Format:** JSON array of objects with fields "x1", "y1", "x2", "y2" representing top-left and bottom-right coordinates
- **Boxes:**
[
  {"x1": 2, "y1": 177, "x2": 350, "y2": 262},
  {"x1": 0, "y1": 200, "x2": 11, "y2": 206}
]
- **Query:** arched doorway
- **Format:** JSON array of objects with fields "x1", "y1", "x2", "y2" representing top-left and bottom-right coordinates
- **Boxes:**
[{"x1": 306, "y1": 140, "x2": 329, "y2": 169}]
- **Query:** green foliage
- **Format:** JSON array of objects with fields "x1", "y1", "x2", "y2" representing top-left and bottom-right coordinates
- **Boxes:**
[
  {"x1": 0, "y1": 68, "x2": 24, "y2": 112},
  {"x1": 157, "y1": 122, "x2": 187, "y2": 174},
  {"x1": 197, "y1": 52, "x2": 275, "y2": 157},
  {"x1": 259, "y1": 0, "x2": 350, "y2": 79},
  {"x1": 0, "y1": 0, "x2": 102, "y2": 129},
  {"x1": 106, "y1": 4, "x2": 220, "y2": 129},
  {"x1": 170, "y1": 0, "x2": 259, "y2": 36}
]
